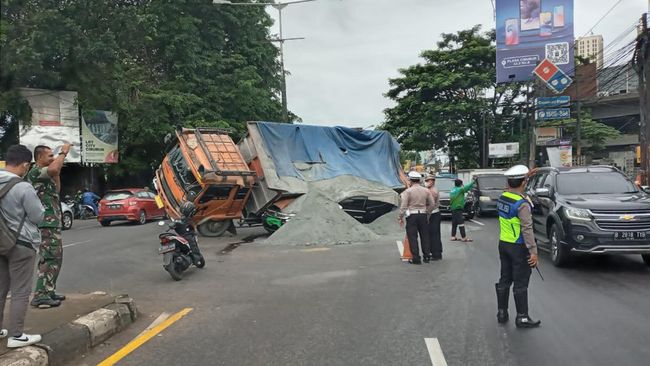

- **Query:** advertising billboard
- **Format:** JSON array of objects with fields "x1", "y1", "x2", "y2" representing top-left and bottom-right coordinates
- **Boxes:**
[
  {"x1": 81, "y1": 110, "x2": 119, "y2": 163},
  {"x1": 496, "y1": 0, "x2": 575, "y2": 83},
  {"x1": 19, "y1": 88, "x2": 82, "y2": 162},
  {"x1": 489, "y1": 142, "x2": 520, "y2": 158}
]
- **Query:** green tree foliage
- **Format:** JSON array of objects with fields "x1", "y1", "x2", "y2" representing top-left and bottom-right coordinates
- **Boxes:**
[
  {"x1": 545, "y1": 110, "x2": 621, "y2": 152},
  {"x1": 1, "y1": 0, "x2": 285, "y2": 183},
  {"x1": 381, "y1": 26, "x2": 527, "y2": 169}
]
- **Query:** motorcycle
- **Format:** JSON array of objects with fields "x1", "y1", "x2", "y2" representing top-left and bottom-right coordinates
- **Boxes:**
[
  {"x1": 63, "y1": 195, "x2": 96, "y2": 220},
  {"x1": 158, "y1": 218, "x2": 206, "y2": 281}
]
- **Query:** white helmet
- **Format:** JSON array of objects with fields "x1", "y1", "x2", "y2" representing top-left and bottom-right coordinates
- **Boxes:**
[
  {"x1": 504, "y1": 165, "x2": 530, "y2": 179},
  {"x1": 408, "y1": 171, "x2": 423, "y2": 180}
]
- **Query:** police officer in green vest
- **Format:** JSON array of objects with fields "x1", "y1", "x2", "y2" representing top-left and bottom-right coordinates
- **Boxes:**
[{"x1": 495, "y1": 165, "x2": 541, "y2": 328}]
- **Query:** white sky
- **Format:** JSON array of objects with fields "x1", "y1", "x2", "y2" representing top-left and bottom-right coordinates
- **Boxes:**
[{"x1": 266, "y1": 0, "x2": 649, "y2": 128}]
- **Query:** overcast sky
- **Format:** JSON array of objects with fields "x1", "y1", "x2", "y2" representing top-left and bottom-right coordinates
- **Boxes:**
[{"x1": 265, "y1": 0, "x2": 649, "y2": 128}]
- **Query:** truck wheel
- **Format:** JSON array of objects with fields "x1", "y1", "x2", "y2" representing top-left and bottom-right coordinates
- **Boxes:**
[
  {"x1": 549, "y1": 223, "x2": 571, "y2": 267},
  {"x1": 642, "y1": 254, "x2": 650, "y2": 266},
  {"x1": 198, "y1": 219, "x2": 232, "y2": 237}
]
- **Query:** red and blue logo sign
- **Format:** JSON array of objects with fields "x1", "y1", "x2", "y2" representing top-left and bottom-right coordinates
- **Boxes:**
[{"x1": 533, "y1": 58, "x2": 573, "y2": 94}]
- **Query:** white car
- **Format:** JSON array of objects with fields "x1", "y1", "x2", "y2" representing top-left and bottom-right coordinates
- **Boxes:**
[{"x1": 61, "y1": 201, "x2": 73, "y2": 230}]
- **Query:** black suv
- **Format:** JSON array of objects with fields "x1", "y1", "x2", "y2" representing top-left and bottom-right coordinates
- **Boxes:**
[
  {"x1": 471, "y1": 173, "x2": 507, "y2": 217},
  {"x1": 526, "y1": 166, "x2": 650, "y2": 267},
  {"x1": 436, "y1": 177, "x2": 475, "y2": 219}
]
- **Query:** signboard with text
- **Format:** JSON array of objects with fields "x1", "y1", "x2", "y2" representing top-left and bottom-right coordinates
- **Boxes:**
[
  {"x1": 81, "y1": 110, "x2": 119, "y2": 163},
  {"x1": 496, "y1": 0, "x2": 575, "y2": 83},
  {"x1": 536, "y1": 108, "x2": 570, "y2": 120},
  {"x1": 535, "y1": 96, "x2": 570, "y2": 108}
]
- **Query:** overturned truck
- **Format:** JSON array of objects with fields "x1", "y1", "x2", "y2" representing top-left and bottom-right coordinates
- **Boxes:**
[
  {"x1": 237, "y1": 121, "x2": 408, "y2": 232},
  {"x1": 156, "y1": 122, "x2": 408, "y2": 237},
  {"x1": 155, "y1": 127, "x2": 256, "y2": 237}
]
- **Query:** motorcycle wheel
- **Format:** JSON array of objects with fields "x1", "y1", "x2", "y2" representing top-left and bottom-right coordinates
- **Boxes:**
[
  {"x1": 194, "y1": 254, "x2": 206, "y2": 269},
  {"x1": 81, "y1": 207, "x2": 95, "y2": 220},
  {"x1": 165, "y1": 254, "x2": 184, "y2": 281}
]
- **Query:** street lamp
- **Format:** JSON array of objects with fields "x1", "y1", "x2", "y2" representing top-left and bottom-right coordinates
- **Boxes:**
[{"x1": 213, "y1": 0, "x2": 317, "y2": 122}]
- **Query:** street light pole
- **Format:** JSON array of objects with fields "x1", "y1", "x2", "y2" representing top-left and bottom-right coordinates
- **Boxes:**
[{"x1": 213, "y1": 0, "x2": 316, "y2": 122}]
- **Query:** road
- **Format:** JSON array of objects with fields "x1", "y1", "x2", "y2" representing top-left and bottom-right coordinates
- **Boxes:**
[{"x1": 56, "y1": 215, "x2": 650, "y2": 366}]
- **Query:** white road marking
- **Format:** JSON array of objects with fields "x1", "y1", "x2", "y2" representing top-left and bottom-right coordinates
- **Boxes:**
[
  {"x1": 424, "y1": 338, "x2": 448, "y2": 366},
  {"x1": 469, "y1": 219, "x2": 485, "y2": 226},
  {"x1": 62, "y1": 239, "x2": 93, "y2": 248},
  {"x1": 396, "y1": 240, "x2": 408, "y2": 261},
  {"x1": 396, "y1": 240, "x2": 403, "y2": 255},
  {"x1": 135, "y1": 312, "x2": 171, "y2": 338}
]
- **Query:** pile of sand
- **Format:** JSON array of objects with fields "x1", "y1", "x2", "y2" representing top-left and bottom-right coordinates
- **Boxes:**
[
  {"x1": 265, "y1": 189, "x2": 381, "y2": 246},
  {"x1": 364, "y1": 208, "x2": 401, "y2": 236}
]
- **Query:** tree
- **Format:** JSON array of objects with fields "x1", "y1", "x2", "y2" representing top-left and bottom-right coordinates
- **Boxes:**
[
  {"x1": 381, "y1": 26, "x2": 528, "y2": 169},
  {"x1": 1, "y1": 0, "x2": 286, "y2": 185},
  {"x1": 545, "y1": 110, "x2": 621, "y2": 152}
]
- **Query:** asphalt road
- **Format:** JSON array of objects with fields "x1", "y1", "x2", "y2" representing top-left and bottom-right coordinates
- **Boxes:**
[{"x1": 56, "y1": 215, "x2": 650, "y2": 366}]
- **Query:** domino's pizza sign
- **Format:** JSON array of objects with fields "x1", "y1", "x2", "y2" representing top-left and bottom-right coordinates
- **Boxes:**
[
  {"x1": 495, "y1": 0, "x2": 575, "y2": 83},
  {"x1": 533, "y1": 58, "x2": 573, "y2": 94}
]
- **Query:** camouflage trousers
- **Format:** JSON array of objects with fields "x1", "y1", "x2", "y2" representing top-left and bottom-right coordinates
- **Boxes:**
[{"x1": 34, "y1": 228, "x2": 63, "y2": 300}]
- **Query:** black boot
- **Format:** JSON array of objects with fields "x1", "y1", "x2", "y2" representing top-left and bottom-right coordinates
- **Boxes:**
[
  {"x1": 513, "y1": 289, "x2": 540, "y2": 328},
  {"x1": 495, "y1": 283, "x2": 509, "y2": 324}
]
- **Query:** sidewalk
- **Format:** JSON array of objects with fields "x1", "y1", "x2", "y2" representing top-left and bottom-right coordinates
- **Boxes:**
[{"x1": 0, "y1": 292, "x2": 114, "y2": 356}]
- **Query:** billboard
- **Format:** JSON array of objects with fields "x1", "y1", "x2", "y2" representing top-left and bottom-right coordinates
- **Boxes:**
[
  {"x1": 18, "y1": 88, "x2": 81, "y2": 162},
  {"x1": 489, "y1": 142, "x2": 520, "y2": 158},
  {"x1": 82, "y1": 110, "x2": 119, "y2": 163},
  {"x1": 496, "y1": 0, "x2": 575, "y2": 83}
]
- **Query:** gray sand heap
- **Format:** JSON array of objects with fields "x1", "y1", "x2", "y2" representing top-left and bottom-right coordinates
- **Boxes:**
[
  {"x1": 365, "y1": 208, "x2": 401, "y2": 236},
  {"x1": 265, "y1": 189, "x2": 381, "y2": 246}
]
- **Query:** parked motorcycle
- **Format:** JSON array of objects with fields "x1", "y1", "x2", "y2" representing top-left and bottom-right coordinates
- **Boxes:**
[
  {"x1": 63, "y1": 194, "x2": 96, "y2": 220},
  {"x1": 157, "y1": 202, "x2": 205, "y2": 281}
]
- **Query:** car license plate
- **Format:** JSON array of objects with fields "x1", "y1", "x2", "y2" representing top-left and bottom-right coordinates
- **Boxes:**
[
  {"x1": 614, "y1": 232, "x2": 647, "y2": 241},
  {"x1": 158, "y1": 243, "x2": 176, "y2": 254},
  {"x1": 109, "y1": 204, "x2": 120, "y2": 209}
]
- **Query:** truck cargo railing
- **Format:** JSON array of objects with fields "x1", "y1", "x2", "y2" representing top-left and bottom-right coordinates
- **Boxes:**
[{"x1": 191, "y1": 128, "x2": 256, "y2": 177}]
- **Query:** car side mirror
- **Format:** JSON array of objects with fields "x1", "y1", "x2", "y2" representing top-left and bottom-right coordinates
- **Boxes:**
[{"x1": 535, "y1": 187, "x2": 551, "y2": 198}]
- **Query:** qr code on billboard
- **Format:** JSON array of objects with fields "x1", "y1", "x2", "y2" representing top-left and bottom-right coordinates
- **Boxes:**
[{"x1": 545, "y1": 42, "x2": 570, "y2": 65}]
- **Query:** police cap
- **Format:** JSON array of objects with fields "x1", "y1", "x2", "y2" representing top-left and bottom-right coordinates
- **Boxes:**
[{"x1": 504, "y1": 165, "x2": 529, "y2": 179}]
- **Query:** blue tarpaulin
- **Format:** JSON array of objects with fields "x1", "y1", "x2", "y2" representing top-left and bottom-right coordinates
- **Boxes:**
[{"x1": 256, "y1": 122, "x2": 404, "y2": 188}]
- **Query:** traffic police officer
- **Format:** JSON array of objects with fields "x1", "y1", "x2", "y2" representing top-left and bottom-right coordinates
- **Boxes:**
[
  {"x1": 495, "y1": 165, "x2": 541, "y2": 328},
  {"x1": 399, "y1": 171, "x2": 434, "y2": 264}
]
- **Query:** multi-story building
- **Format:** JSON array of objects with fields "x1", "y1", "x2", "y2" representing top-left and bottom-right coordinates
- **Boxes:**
[{"x1": 576, "y1": 35, "x2": 604, "y2": 69}]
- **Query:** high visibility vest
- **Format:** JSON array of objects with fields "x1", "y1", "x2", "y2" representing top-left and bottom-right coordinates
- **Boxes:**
[{"x1": 497, "y1": 191, "x2": 528, "y2": 244}]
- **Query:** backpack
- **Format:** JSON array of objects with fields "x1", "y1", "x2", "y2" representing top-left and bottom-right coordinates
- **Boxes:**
[{"x1": 0, "y1": 178, "x2": 27, "y2": 255}]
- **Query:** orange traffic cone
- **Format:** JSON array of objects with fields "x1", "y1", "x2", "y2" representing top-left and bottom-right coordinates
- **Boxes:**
[{"x1": 401, "y1": 234, "x2": 413, "y2": 260}]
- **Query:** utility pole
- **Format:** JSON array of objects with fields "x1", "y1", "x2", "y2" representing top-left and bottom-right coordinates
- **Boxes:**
[
  {"x1": 636, "y1": 13, "x2": 650, "y2": 185},
  {"x1": 575, "y1": 67, "x2": 582, "y2": 158},
  {"x1": 528, "y1": 84, "x2": 537, "y2": 169},
  {"x1": 482, "y1": 112, "x2": 487, "y2": 168}
]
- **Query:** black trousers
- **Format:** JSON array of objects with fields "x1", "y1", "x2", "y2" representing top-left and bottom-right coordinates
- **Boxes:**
[
  {"x1": 497, "y1": 242, "x2": 532, "y2": 293},
  {"x1": 428, "y1": 212, "x2": 442, "y2": 256},
  {"x1": 451, "y1": 209, "x2": 466, "y2": 238},
  {"x1": 406, "y1": 214, "x2": 430, "y2": 261}
]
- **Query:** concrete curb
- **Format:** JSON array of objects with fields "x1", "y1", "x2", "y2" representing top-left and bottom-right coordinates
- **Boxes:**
[{"x1": 0, "y1": 295, "x2": 138, "y2": 366}]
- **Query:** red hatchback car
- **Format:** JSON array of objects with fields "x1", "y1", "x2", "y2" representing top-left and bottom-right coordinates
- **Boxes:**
[{"x1": 98, "y1": 189, "x2": 166, "y2": 226}]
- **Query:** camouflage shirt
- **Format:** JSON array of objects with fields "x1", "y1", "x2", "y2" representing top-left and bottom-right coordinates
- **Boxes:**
[{"x1": 27, "y1": 166, "x2": 61, "y2": 229}]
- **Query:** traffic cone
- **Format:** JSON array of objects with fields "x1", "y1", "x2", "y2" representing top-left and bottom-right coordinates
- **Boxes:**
[{"x1": 401, "y1": 234, "x2": 413, "y2": 260}]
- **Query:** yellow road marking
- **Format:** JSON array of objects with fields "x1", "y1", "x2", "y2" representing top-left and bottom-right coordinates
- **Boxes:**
[
  {"x1": 97, "y1": 308, "x2": 193, "y2": 366},
  {"x1": 300, "y1": 247, "x2": 331, "y2": 252}
]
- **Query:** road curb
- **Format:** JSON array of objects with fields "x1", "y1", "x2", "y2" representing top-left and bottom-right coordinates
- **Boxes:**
[{"x1": 0, "y1": 295, "x2": 138, "y2": 366}]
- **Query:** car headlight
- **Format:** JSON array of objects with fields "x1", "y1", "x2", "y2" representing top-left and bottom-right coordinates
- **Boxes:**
[
  {"x1": 479, "y1": 196, "x2": 491, "y2": 202},
  {"x1": 565, "y1": 207, "x2": 592, "y2": 221}
]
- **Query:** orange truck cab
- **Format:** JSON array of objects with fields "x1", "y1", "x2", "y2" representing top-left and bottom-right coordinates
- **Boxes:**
[{"x1": 155, "y1": 128, "x2": 256, "y2": 236}]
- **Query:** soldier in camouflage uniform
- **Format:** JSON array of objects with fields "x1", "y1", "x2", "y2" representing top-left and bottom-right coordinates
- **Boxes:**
[{"x1": 27, "y1": 143, "x2": 71, "y2": 308}]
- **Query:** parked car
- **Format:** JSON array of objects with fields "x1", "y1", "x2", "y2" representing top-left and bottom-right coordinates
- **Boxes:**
[
  {"x1": 98, "y1": 189, "x2": 166, "y2": 226},
  {"x1": 526, "y1": 166, "x2": 650, "y2": 267},
  {"x1": 436, "y1": 177, "x2": 475, "y2": 219},
  {"x1": 471, "y1": 173, "x2": 507, "y2": 217},
  {"x1": 61, "y1": 201, "x2": 73, "y2": 230},
  {"x1": 339, "y1": 196, "x2": 395, "y2": 224}
]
